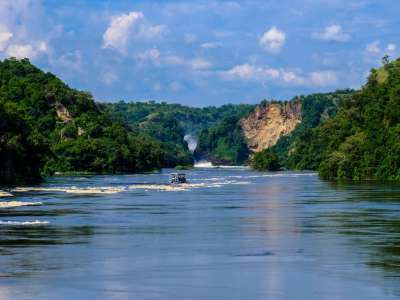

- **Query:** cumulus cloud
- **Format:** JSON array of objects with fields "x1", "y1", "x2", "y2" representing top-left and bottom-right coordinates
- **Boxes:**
[
  {"x1": 190, "y1": 58, "x2": 212, "y2": 70},
  {"x1": 386, "y1": 43, "x2": 396, "y2": 52},
  {"x1": 222, "y1": 63, "x2": 337, "y2": 86},
  {"x1": 366, "y1": 40, "x2": 381, "y2": 54},
  {"x1": 164, "y1": 54, "x2": 212, "y2": 70},
  {"x1": 259, "y1": 27, "x2": 286, "y2": 53},
  {"x1": 313, "y1": 25, "x2": 350, "y2": 42},
  {"x1": 365, "y1": 40, "x2": 397, "y2": 58},
  {"x1": 136, "y1": 48, "x2": 161, "y2": 64},
  {"x1": 200, "y1": 42, "x2": 221, "y2": 49},
  {"x1": 101, "y1": 71, "x2": 119, "y2": 86},
  {"x1": 0, "y1": 1, "x2": 51, "y2": 60},
  {"x1": 169, "y1": 81, "x2": 184, "y2": 91},
  {"x1": 0, "y1": 28, "x2": 12, "y2": 51},
  {"x1": 102, "y1": 11, "x2": 166, "y2": 54},
  {"x1": 52, "y1": 50, "x2": 82, "y2": 71},
  {"x1": 184, "y1": 33, "x2": 197, "y2": 44},
  {"x1": 5, "y1": 41, "x2": 48, "y2": 59}
]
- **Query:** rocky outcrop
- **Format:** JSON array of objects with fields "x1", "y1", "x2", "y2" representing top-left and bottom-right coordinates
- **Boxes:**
[
  {"x1": 55, "y1": 103, "x2": 72, "y2": 123},
  {"x1": 241, "y1": 100, "x2": 302, "y2": 152}
]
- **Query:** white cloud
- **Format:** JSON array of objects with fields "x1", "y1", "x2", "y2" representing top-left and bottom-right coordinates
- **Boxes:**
[
  {"x1": 103, "y1": 11, "x2": 144, "y2": 52},
  {"x1": 386, "y1": 43, "x2": 396, "y2": 53},
  {"x1": 184, "y1": 33, "x2": 197, "y2": 44},
  {"x1": 200, "y1": 42, "x2": 221, "y2": 49},
  {"x1": 366, "y1": 40, "x2": 381, "y2": 54},
  {"x1": 164, "y1": 54, "x2": 212, "y2": 70},
  {"x1": 136, "y1": 48, "x2": 161, "y2": 63},
  {"x1": 313, "y1": 25, "x2": 350, "y2": 42},
  {"x1": 259, "y1": 27, "x2": 286, "y2": 54},
  {"x1": 190, "y1": 58, "x2": 212, "y2": 70},
  {"x1": 222, "y1": 63, "x2": 337, "y2": 86},
  {"x1": 169, "y1": 81, "x2": 184, "y2": 91},
  {"x1": 365, "y1": 40, "x2": 397, "y2": 57},
  {"x1": 101, "y1": 71, "x2": 118, "y2": 86},
  {"x1": 0, "y1": 29, "x2": 12, "y2": 51},
  {"x1": 5, "y1": 42, "x2": 48, "y2": 59},
  {"x1": 309, "y1": 71, "x2": 338, "y2": 86},
  {"x1": 165, "y1": 54, "x2": 186, "y2": 66},
  {"x1": 152, "y1": 83, "x2": 162, "y2": 91},
  {"x1": 102, "y1": 11, "x2": 166, "y2": 54},
  {"x1": 53, "y1": 50, "x2": 82, "y2": 71},
  {"x1": 0, "y1": 1, "x2": 51, "y2": 60}
]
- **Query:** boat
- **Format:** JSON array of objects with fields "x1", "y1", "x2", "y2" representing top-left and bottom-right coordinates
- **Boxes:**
[{"x1": 170, "y1": 173, "x2": 187, "y2": 184}]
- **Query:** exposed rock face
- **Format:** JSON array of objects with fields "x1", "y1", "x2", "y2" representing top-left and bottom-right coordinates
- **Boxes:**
[
  {"x1": 55, "y1": 103, "x2": 72, "y2": 123},
  {"x1": 241, "y1": 100, "x2": 302, "y2": 152}
]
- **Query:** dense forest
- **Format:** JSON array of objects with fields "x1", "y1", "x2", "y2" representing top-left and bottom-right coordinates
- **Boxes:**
[{"x1": 0, "y1": 59, "x2": 172, "y2": 184}]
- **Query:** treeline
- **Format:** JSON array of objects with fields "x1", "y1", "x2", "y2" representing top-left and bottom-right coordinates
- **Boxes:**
[{"x1": 0, "y1": 59, "x2": 166, "y2": 184}]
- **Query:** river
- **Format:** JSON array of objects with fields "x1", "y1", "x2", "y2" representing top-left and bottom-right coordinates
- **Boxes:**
[{"x1": 1, "y1": 168, "x2": 400, "y2": 299}]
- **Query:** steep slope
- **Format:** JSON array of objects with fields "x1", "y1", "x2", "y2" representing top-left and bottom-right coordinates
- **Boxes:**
[
  {"x1": 241, "y1": 100, "x2": 302, "y2": 152},
  {"x1": 250, "y1": 90, "x2": 352, "y2": 170}
]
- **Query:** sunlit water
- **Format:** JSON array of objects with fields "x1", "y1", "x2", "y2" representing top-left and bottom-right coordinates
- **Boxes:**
[{"x1": 1, "y1": 168, "x2": 400, "y2": 299}]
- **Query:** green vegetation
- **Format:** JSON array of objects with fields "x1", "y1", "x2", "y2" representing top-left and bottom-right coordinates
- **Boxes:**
[
  {"x1": 0, "y1": 58, "x2": 165, "y2": 185},
  {"x1": 194, "y1": 114, "x2": 252, "y2": 165},
  {"x1": 272, "y1": 58, "x2": 400, "y2": 181},
  {"x1": 107, "y1": 100, "x2": 254, "y2": 166},
  {"x1": 106, "y1": 101, "x2": 254, "y2": 135},
  {"x1": 251, "y1": 149, "x2": 280, "y2": 171}
]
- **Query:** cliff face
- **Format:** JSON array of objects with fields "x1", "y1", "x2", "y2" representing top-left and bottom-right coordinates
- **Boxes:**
[{"x1": 241, "y1": 100, "x2": 302, "y2": 152}]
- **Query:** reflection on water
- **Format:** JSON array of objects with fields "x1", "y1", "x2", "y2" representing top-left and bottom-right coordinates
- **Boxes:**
[{"x1": 0, "y1": 170, "x2": 400, "y2": 299}]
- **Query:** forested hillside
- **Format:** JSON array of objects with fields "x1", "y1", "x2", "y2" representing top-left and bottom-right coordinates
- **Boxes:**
[
  {"x1": 0, "y1": 59, "x2": 164, "y2": 184},
  {"x1": 288, "y1": 58, "x2": 400, "y2": 180}
]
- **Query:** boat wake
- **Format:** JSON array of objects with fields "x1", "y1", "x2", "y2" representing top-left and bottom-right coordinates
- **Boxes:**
[
  {"x1": 0, "y1": 201, "x2": 43, "y2": 209},
  {"x1": 12, "y1": 186, "x2": 124, "y2": 194},
  {"x1": 0, "y1": 220, "x2": 49, "y2": 226},
  {"x1": 0, "y1": 191, "x2": 13, "y2": 197}
]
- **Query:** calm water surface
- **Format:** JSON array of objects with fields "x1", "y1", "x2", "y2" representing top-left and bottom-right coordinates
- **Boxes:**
[{"x1": 1, "y1": 168, "x2": 400, "y2": 299}]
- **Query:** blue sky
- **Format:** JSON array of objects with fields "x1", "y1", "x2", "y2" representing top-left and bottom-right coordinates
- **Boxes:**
[{"x1": 0, "y1": 0, "x2": 399, "y2": 106}]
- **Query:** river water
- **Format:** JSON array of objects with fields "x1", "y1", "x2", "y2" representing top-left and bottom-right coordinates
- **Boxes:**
[{"x1": 1, "y1": 168, "x2": 400, "y2": 299}]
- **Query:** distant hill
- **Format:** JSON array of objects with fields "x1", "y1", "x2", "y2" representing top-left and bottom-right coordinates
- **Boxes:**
[{"x1": 105, "y1": 101, "x2": 254, "y2": 166}]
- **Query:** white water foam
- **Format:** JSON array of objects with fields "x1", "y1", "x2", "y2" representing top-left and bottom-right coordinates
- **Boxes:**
[
  {"x1": 0, "y1": 191, "x2": 13, "y2": 197},
  {"x1": 194, "y1": 160, "x2": 214, "y2": 168},
  {"x1": 0, "y1": 220, "x2": 49, "y2": 226},
  {"x1": 12, "y1": 186, "x2": 124, "y2": 194},
  {"x1": 128, "y1": 180, "x2": 251, "y2": 192},
  {"x1": 0, "y1": 201, "x2": 43, "y2": 209}
]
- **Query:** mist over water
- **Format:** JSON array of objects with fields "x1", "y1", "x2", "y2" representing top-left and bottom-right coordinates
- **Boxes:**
[
  {"x1": 1, "y1": 169, "x2": 400, "y2": 299},
  {"x1": 184, "y1": 134, "x2": 198, "y2": 153}
]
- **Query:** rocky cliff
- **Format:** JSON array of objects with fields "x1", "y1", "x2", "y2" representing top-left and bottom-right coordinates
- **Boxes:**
[{"x1": 241, "y1": 100, "x2": 302, "y2": 152}]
